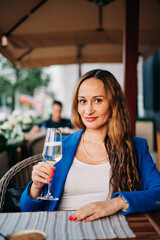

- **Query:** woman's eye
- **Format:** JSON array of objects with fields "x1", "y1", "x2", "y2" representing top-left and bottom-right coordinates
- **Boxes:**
[
  {"x1": 79, "y1": 99, "x2": 86, "y2": 104},
  {"x1": 95, "y1": 99, "x2": 102, "y2": 103}
]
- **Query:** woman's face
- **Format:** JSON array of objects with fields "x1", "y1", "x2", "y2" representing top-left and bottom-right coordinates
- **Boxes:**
[{"x1": 78, "y1": 78, "x2": 111, "y2": 130}]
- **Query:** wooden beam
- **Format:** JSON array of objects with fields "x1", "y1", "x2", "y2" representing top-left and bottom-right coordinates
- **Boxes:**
[
  {"x1": 156, "y1": 132, "x2": 160, "y2": 171},
  {"x1": 123, "y1": 0, "x2": 139, "y2": 136}
]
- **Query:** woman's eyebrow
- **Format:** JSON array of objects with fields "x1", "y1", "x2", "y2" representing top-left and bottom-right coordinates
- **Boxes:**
[
  {"x1": 78, "y1": 96, "x2": 85, "y2": 98},
  {"x1": 78, "y1": 95, "x2": 105, "y2": 98},
  {"x1": 93, "y1": 95, "x2": 105, "y2": 98}
]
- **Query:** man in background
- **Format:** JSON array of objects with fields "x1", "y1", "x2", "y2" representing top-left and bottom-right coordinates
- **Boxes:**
[{"x1": 30, "y1": 100, "x2": 72, "y2": 134}]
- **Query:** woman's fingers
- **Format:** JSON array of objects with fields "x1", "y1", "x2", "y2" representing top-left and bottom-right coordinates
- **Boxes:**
[
  {"x1": 69, "y1": 203, "x2": 98, "y2": 222},
  {"x1": 32, "y1": 167, "x2": 51, "y2": 182},
  {"x1": 83, "y1": 213, "x2": 99, "y2": 222},
  {"x1": 69, "y1": 201, "x2": 116, "y2": 222},
  {"x1": 36, "y1": 161, "x2": 55, "y2": 173},
  {"x1": 32, "y1": 162, "x2": 55, "y2": 184}
]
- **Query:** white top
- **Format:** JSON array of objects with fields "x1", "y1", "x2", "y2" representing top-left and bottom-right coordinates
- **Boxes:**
[{"x1": 58, "y1": 157, "x2": 111, "y2": 210}]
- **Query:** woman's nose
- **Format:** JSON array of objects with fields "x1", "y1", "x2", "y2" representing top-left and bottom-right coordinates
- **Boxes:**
[{"x1": 85, "y1": 103, "x2": 94, "y2": 115}]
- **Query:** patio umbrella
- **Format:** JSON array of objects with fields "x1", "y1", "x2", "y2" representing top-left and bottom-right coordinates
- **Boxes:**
[{"x1": 0, "y1": 0, "x2": 159, "y2": 68}]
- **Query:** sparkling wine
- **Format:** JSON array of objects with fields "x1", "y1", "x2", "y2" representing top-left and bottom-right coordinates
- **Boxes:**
[
  {"x1": 42, "y1": 141, "x2": 62, "y2": 166},
  {"x1": 38, "y1": 128, "x2": 62, "y2": 201}
]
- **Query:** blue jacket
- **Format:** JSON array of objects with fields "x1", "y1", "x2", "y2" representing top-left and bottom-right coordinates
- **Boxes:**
[{"x1": 20, "y1": 130, "x2": 160, "y2": 214}]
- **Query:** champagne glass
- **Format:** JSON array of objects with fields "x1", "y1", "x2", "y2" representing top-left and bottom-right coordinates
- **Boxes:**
[{"x1": 38, "y1": 128, "x2": 62, "y2": 200}]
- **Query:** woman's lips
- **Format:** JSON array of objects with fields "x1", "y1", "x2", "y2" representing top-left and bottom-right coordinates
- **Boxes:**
[{"x1": 84, "y1": 117, "x2": 98, "y2": 122}]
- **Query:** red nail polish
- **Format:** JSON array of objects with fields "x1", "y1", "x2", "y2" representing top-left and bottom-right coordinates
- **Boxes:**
[
  {"x1": 83, "y1": 218, "x2": 87, "y2": 221},
  {"x1": 68, "y1": 216, "x2": 73, "y2": 221},
  {"x1": 73, "y1": 218, "x2": 77, "y2": 221},
  {"x1": 50, "y1": 172, "x2": 54, "y2": 176},
  {"x1": 48, "y1": 176, "x2": 52, "y2": 181}
]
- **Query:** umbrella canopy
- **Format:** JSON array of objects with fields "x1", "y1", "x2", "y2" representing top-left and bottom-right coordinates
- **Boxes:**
[{"x1": 0, "y1": 0, "x2": 160, "y2": 68}]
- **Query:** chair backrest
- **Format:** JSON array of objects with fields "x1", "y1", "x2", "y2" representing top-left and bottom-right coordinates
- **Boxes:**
[
  {"x1": 0, "y1": 154, "x2": 42, "y2": 212},
  {"x1": 28, "y1": 133, "x2": 46, "y2": 156},
  {"x1": 136, "y1": 120, "x2": 154, "y2": 152}
]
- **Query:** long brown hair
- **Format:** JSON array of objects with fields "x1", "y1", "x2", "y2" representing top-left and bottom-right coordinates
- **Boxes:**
[{"x1": 71, "y1": 69, "x2": 141, "y2": 194}]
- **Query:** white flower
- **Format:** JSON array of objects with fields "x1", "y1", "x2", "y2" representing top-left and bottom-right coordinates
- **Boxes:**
[
  {"x1": 0, "y1": 121, "x2": 13, "y2": 131},
  {"x1": 7, "y1": 125, "x2": 24, "y2": 145},
  {"x1": 0, "y1": 113, "x2": 7, "y2": 122},
  {"x1": 16, "y1": 115, "x2": 23, "y2": 122},
  {"x1": 12, "y1": 110, "x2": 21, "y2": 117},
  {"x1": 8, "y1": 116, "x2": 18, "y2": 127},
  {"x1": 22, "y1": 116, "x2": 32, "y2": 124},
  {"x1": 25, "y1": 110, "x2": 37, "y2": 119}
]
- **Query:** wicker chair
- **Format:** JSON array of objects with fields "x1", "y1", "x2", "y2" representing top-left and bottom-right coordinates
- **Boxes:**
[
  {"x1": 0, "y1": 154, "x2": 42, "y2": 212},
  {"x1": 28, "y1": 133, "x2": 46, "y2": 156}
]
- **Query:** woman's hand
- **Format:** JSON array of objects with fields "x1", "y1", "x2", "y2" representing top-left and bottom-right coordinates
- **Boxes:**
[
  {"x1": 69, "y1": 197, "x2": 127, "y2": 222},
  {"x1": 30, "y1": 162, "x2": 55, "y2": 199}
]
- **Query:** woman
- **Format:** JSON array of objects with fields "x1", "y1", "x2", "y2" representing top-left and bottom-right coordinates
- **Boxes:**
[{"x1": 20, "y1": 69, "x2": 160, "y2": 221}]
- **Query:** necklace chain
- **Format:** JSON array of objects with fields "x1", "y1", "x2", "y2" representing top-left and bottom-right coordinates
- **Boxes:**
[{"x1": 82, "y1": 134, "x2": 108, "y2": 162}]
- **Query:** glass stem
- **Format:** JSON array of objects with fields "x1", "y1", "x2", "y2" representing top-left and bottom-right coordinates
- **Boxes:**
[{"x1": 47, "y1": 182, "x2": 51, "y2": 196}]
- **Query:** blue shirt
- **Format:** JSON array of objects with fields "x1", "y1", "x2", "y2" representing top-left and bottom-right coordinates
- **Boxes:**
[{"x1": 39, "y1": 118, "x2": 72, "y2": 129}]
